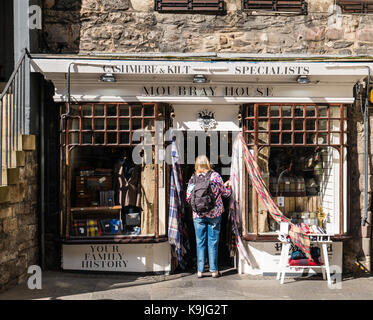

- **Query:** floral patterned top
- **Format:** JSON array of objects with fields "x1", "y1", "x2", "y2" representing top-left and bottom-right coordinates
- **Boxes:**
[{"x1": 186, "y1": 170, "x2": 232, "y2": 219}]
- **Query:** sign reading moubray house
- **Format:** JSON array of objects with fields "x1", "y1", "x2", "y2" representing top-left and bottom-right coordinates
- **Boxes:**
[{"x1": 143, "y1": 86, "x2": 274, "y2": 97}]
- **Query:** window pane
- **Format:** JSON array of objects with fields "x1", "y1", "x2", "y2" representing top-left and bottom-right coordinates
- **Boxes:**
[
  {"x1": 282, "y1": 133, "x2": 292, "y2": 144},
  {"x1": 82, "y1": 104, "x2": 92, "y2": 116},
  {"x1": 318, "y1": 133, "x2": 328, "y2": 144},
  {"x1": 94, "y1": 132, "x2": 104, "y2": 144},
  {"x1": 69, "y1": 118, "x2": 80, "y2": 130},
  {"x1": 132, "y1": 105, "x2": 142, "y2": 117},
  {"x1": 270, "y1": 119, "x2": 280, "y2": 131},
  {"x1": 295, "y1": 133, "x2": 304, "y2": 144},
  {"x1": 318, "y1": 119, "x2": 328, "y2": 131},
  {"x1": 246, "y1": 132, "x2": 254, "y2": 144},
  {"x1": 306, "y1": 133, "x2": 316, "y2": 144},
  {"x1": 282, "y1": 119, "x2": 292, "y2": 131},
  {"x1": 82, "y1": 119, "x2": 92, "y2": 130},
  {"x1": 107, "y1": 104, "x2": 117, "y2": 116},
  {"x1": 306, "y1": 106, "x2": 315, "y2": 117},
  {"x1": 331, "y1": 133, "x2": 340, "y2": 144},
  {"x1": 119, "y1": 119, "x2": 129, "y2": 130},
  {"x1": 144, "y1": 105, "x2": 155, "y2": 117},
  {"x1": 282, "y1": 106, "x2": 292, "y2": 117},
  {"x1": 94, "y1": 104, "x2": 105, "y2": 116},
  {"x1": 247, "y1": 105, "x2": 254, "y2": 117},
  {"x1": 271, "y1": 133, "x2": 280, "y2": 144},
  {"x1": 294, "y1": 105, "x2": 304, "y2": 117},
  {"x1": 94, "y1": 119, "x2": 105, "y2": 130},
  {"x1": 318, "y1": 105, "x2": 328, "y2": 117},
  {"x1": 294, "y1": 119, "x2": 303, "y2": 130},
  {"x1": 70, "y1": 105, "x2": 80, "y2": 116},
  {"x1": 270, "y1": 106, "x2": 280, "y2": 117},
  {"x1": 120, "y1": 133, "x2": 130, "y2": 144},
  {"x1": 107, "y1": 133, "x2": 117, "y2": 144},
  {"x1": 119, "y1": 105, "x2": 130, "y2": 116},
  {"x1": 258, "y1": 120, "x2": 268, "y2": 131},
  {"x1": 132, "y1": 119, "x2": 142, "y2": 130},
  {"x1": 331, "y1": 120, "x2": 340, "y2": 131},
  {"x1": 82, "y1": 133, "x2": 92, "y2": 144},
  {"x1": 246, "y1": 119, "x2": 255, "y2": 131},
  {"x1": 144, "y1": 119, "x2": 155, "y2": 130},
  {"x1": 258, "y1": 133, "x2": 268, "y2": 144},
  {"x1": 258, "y1": 105, "x2": 268, "y2": 117},
  {"x1": 69, "y1": 133, "x2": 79, "y2": 145},
  {"x1": 107, "y1": 119, "x2": 117, "y2": 130},
  {"x1": 330, "y1": 106, "x2": 340, "y2": 117},
  {"x1": 306, "y1": 119, "x2": 315, "y2": 131}
]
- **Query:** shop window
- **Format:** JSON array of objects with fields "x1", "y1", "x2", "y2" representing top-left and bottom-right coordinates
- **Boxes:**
[
  {"x1": 61, "y1": 103, "x2": 168, "y2": 241},
  {"x1": 243, "y1": 104, "x2": 348, "y2": 238},
  {"x1": 337, "y1": 0, "x2": 373, "y2": 13},
  {"x1": 242, "y1": 0, "x2": 307, "y2": 14},
  {"x1": 155, "y1": 0, "x2": 226, "y2": 13}
]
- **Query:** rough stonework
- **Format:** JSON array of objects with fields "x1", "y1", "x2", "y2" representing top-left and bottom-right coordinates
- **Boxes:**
[
  {"x1": 0, "y1": 150, "x2": 39, "y2": 292},
  {"x1": 42, "y1": 0, "x2": 373, "y2": 55}
]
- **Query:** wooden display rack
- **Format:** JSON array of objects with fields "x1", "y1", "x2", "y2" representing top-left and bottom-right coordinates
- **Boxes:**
[{"x1": 276, "y1": 230, "x2": 333, "y2": 285}]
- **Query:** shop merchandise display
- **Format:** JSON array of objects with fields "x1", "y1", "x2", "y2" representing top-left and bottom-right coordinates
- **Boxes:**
[{"x1": 71, "y1": 154, "x2": 143, "y2": 237}]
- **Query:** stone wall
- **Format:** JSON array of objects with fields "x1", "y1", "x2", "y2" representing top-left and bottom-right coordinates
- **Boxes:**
[
  {"x1": 344, "y1": 90, "x2": 373, "y2": 274},
  {"x1": 0, "y1": 148, "x2": 39, "y2": 292},
  {"x1": 41, "y1": 0, "x2": 373, "y2": 55}
]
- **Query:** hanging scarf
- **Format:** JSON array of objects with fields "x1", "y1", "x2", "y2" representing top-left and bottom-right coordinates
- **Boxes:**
[
  {"x1": 238, "y1": 133, "x2": 311, "y2": 259},
  {"x1": 229, "y1": 134, "x2": 252, "y2": 265},
  {"x1": 168, "y1": 136, "x2": 190, "y2": 270}
]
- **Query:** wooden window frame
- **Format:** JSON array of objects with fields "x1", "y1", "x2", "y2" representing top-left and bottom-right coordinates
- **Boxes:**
[
  {"x1": 155, "y1": 0, "x2": 226, "y2": 14},
  {"x1": 242, "y1": 103, "x2": 349, "y2": 241},
  {"x1": 242, "y1": 0, "x2": 308, "y2": 14},
  {"x1": 336, "y1": 0, "x2": 373, "y2": 13},
  {"x1": 61, "y1": 103, "x2": 167, "y2": 243}
]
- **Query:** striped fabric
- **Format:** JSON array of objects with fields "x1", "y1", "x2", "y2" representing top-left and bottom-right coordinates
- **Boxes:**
[
  {"x1": 168, "y1": 136, "x2": 190, "y2": 270},
  {"x1": 229, "y1": 134, "x2": 252, "y2": 265},
  {"x1": 238, "y1": 133, "x2": 311, "y2": 259}
]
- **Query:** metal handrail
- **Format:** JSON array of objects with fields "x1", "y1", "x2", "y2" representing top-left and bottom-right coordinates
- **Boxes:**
[{"x1": 0, "y1": 48, "x2": 30, "y2": 185}]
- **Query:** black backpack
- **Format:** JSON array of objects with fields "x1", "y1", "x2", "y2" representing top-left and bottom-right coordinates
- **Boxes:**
[{"x1": 190, "y1": 171, "x2": 216, "y2": 213}]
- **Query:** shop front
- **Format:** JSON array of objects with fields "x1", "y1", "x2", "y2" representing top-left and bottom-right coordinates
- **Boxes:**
[{"x1": 31, "y1": 56, "x2": 368, "y2": 275}]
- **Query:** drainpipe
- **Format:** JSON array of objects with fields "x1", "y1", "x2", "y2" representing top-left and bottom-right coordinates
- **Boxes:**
[{"x1": 362, "y1": 66, "x2": 371, "y2": 227}]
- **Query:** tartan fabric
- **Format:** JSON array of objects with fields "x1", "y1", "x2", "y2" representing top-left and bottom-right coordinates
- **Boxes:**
[
  {"x1": 238, "y1": 133, "x2": 312, "y2": 259},
  {"x1": 228, "y1": 134, "x2": 252, "y2": 265},
  {"x1": 168, "y1": 136, "x2": 190, "y2": 270}
]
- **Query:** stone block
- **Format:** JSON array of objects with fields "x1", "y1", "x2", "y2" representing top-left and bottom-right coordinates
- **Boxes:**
[
  {"x1": 22, "y1": 135, "x2": 36, "y2": 151},
  {"x1": 3, "y1": 218, "x2": 18, "y2": 233},
  {"x1": 0, "y1": 207, "x2": 14, "y2": 219},
  {"x1": 16, "y1": 151, "x2": 26, "y2": 168},
  {"x1": 7, "y1": 168, "x2": 20, "y2": 185},
  {"x1": 362, "y1": 237, "x2": 371, "y2": 254},
  {"x1": 102, "y1": 0, "x2": 130, "y2": 11},
  {"x1": 357, "y1": 28, "x2": 373, "y2": 42},
  {"x1": 0, "y1": 186, "x2": 10, "y2": 204},
  {"x1": 361, "y1": 225, "x2": 371, "y2": 238},
  {"x1": 326, "y1": 28, "x2": 343, "y2": 40},
  {"x1": 300, "y1": 26, "x2": 325, "y2": 41},
  {"x1": 333, "y1": 41, "x2": 353, "y2": 49}
]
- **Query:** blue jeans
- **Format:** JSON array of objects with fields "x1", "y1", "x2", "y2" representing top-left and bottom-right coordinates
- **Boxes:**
[{"x1": 193, "y1": 215, "x2": 222, "y2": 273}]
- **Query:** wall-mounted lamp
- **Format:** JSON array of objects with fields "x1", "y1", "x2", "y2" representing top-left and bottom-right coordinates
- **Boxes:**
[
  {"x1": 193, "y1": 74, "x2": 208, "y2": 84},
  {"x1": 100, "y1": 73, "x2": 116, "y2": 83},
  {"x1": 296, "y1": 75, "x2": 310, "y2": 84},
  {"x1": 237, "y1": 112, "x2": 242, "y2": 121}
]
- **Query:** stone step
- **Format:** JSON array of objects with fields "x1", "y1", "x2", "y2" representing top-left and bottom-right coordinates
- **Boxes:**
[
  {"x1": 0, "y1": 185, "x2": 10, "y2": 203},
  {"x1": 22, "y1": 134, "x2": 36, "y2": 151},
  {"x1": 7, "y1": 168, "x2": 20, "y2": 185},
  {"x1": 1, "y1": 168, "x2": 7, "y2": 186}
]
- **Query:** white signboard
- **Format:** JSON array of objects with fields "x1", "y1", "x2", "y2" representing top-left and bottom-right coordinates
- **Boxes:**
[{"x1": 62, "y1": 242, "x2": 171, "y2": 273}]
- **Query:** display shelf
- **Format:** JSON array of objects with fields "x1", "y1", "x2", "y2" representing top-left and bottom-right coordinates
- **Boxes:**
[{"x1": 70, "y1": 206, "x2": 121, "y2": 212}]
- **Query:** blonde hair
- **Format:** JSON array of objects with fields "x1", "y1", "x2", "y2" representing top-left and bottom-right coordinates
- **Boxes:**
[{"x1": 194, "y1": 155, "x2": 212, "y2": 174}]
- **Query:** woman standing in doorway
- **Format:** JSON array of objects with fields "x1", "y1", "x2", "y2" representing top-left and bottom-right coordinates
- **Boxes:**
[{"x1": 186, "y1": 155, "x2": 232, "y2": 278}]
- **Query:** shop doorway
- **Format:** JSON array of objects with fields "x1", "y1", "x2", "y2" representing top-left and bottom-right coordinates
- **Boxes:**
[{"x1": 181, "y1": 131, "x2": 235, "y2": 272}]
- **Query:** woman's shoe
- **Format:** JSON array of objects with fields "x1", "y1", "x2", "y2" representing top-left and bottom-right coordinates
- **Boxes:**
[
  {"x1": 211, "y1": 271, "x2": 219, "y2": 278},
  {"x1": 197, "y1": 272, "x2": 203, "y2": 278}
]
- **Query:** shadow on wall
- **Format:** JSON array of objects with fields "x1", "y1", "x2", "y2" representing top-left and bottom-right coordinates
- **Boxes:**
[{"x1": 42, "y1": 0, "x2": 83, "y2": 53}]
